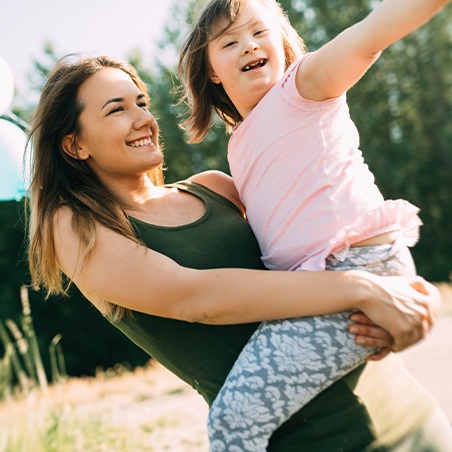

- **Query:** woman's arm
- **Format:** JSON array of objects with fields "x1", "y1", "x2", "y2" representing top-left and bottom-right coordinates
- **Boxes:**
[
  {"x1": 297, "y1": 0, "x2": 449, "y2": 101},
  {"x1": 53, "y1": 205, "x2": 439, "y2": 351}
]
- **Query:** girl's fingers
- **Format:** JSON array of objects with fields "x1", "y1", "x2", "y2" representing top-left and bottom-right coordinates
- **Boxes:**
[
  {"x1": 349, "y1": 323, "x2": 392, "y2": 341},
  {"x1": 366, "y1": 347, "x2": 391, "y2": 361},
  {"x1": 349, "y1": 311, "x2": 377, "y2": 326}
]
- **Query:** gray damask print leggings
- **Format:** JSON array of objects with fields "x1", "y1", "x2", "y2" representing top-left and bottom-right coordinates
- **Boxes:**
[{"x1": 208, "y1": 238, "x2": 416, "y2": 452}]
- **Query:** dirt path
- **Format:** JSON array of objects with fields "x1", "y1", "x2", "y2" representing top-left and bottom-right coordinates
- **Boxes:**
[{"x1": 399, "y1": 314, "x2": 452, "y2": 422}]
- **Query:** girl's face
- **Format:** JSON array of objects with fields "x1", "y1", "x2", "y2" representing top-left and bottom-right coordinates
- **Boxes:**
[
  {"x1": 67, "y1": 68, "x2": 162, "y2": 185},
  {"x1": 207, "y1": 0, "x2": 286, "y2": 118}
]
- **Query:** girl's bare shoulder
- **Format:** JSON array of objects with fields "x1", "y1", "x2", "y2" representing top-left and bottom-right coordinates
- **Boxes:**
[{"x1": 187, "y1": 170, "x2": 244, "y2": 214}]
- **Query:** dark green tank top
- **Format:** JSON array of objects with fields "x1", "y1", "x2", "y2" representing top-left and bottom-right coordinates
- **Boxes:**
[
  {"x1": 110, "y1": 181, "x2": 438, "y2": 451},
  {"x1": 113, "y1": 181, "x2": 264, "y2": 404}
]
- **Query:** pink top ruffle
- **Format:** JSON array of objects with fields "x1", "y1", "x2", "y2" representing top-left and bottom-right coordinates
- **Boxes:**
[{"x1": 299, "y1": 199, "x2": 422, "y2": 271}]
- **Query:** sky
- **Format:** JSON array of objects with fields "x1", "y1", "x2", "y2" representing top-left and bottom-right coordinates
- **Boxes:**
[{"x1": 0, "y1": 0, "x2": 174, "y2": 107}]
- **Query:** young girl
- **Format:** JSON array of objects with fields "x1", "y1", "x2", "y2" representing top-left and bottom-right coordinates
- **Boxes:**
[{"x1": 179, "y1": 0, "x2": 450, "y2": 450}]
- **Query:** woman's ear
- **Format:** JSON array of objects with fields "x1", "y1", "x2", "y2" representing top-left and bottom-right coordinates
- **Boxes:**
[
  {"x1": 208, "y1": 66, "x2": 221, "y2": 84},
  {"x1": 62, "y1": 134, "x2": 89, "y2": 160}
]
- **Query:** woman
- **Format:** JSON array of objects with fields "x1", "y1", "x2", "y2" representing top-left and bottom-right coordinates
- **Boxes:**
[{"x1": 27, "y1": 55, "x2": 451, "y2": 450}]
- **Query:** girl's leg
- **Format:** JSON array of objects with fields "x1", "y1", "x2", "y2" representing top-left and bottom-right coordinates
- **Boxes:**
[
  {"x1": 208, "y1": 238, "x2": 415, "y2": 452},
  {"x1": 209, "y1": 311, "x2": 374, "y2": 451}
]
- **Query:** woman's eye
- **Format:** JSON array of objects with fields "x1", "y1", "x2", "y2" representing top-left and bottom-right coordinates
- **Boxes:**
[
  {"x1": 138, "y1": 102, "x2": 148, "y2": 109},
  {"x1": 108, "y1": 106, "x2": 124, "y2": 115}
]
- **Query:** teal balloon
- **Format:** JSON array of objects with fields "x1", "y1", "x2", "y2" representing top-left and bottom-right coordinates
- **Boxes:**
[{"x1": 0, "y1": 119, "x2": 29, "y2": 200}]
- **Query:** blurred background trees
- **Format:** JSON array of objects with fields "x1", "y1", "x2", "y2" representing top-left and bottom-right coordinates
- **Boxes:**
[{"x1": 1, "y1": 0, "x2": 450, "y2": 377}]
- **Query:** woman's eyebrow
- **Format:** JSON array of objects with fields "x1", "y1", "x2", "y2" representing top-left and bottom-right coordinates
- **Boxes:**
[
  {"x1": 101, "y1": 93, "x2": 145, "y2": 110},
  {"x1": 101, "y1": 97, "x2": 123, "y2": 110}
]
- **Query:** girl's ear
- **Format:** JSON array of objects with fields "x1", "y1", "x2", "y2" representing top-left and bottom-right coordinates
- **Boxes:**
[{"x1": 62, "y1": 134, "x2": 89, "y2": 160}]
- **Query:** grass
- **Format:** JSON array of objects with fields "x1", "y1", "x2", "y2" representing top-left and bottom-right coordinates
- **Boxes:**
[
  {"x1": 0, "y1": 286, "x2": 209, "y2": 451},
  {"x1": 2, "y1": 408, "x2": 143, "y2": 452},
  {"x1": 0, "y1": 362, "x2": 208, "y2": 452}
]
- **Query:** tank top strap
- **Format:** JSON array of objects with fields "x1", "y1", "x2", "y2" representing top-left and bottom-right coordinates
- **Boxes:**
[{"x1": 169, "y1": 180, "x2": 242, "y2": 216}]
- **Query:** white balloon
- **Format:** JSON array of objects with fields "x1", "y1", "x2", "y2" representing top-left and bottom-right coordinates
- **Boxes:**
[
  {"x1": 0, "y1": 56, "x2": 15, "y2": 115},
  {"x1": 0, "y1": 119, "x2": 30, "y2": 200}
]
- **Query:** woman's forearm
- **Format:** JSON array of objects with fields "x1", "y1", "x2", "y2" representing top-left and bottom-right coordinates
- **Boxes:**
[
  {"x1": 174, "y1": 267, "x2": 437, "y2": 350},
  {"x1": 180, "y1": 268, "x2": 372, "y2": 323}
]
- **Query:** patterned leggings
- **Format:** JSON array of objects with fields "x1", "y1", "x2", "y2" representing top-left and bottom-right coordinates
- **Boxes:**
[{"x1": 208, "y1": 238, "x2": 416, "y2": 452}]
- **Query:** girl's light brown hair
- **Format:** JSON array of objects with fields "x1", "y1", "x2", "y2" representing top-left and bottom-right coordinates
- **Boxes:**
[
  {"x1": 178, "y1": 0, "x2": 306, "y2": 143},
  {"x1": 27, "y1": 54, "x2": 163, "y2": 320}
]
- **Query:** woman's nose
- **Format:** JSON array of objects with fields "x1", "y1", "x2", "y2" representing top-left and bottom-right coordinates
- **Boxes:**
[{"x1": 134, "y1": 108, "x2": 155, "y2": 130}]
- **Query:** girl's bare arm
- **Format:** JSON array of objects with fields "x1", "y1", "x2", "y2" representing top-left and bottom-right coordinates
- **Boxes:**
[{"x1": 297, "y1": 0, "x2": 449, "y2": 101}]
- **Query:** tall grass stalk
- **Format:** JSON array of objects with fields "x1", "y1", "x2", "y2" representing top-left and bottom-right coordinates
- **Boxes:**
[
  {"x1": 5, "y1": 319, "x2": 37, "y2": 385},
  {"x1": 20, "y1": 286, "x2": 48, "y2": 390},
  {"x1": 0, "y1": 286, "x2": 62, "y2": 400},
  {"x1": 49, "y1": 334, "x2": 67, "y2": 383},
  {"x1": 0, "y1": 347, "x2": 13, "y2": 399},
  {"x1": 0, "y1": 320, "x2": 30, "y2": 394}
]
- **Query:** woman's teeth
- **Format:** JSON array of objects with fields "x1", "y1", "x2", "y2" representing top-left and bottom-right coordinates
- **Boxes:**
[{"x1": 129, "y1": 138, "x2": 152, "y2": 147}]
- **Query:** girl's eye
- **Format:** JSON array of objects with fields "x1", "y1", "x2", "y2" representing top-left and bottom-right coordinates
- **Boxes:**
[
  {"x1": 138, "y1": 102, "x2": 148, "y2": 109},
  {"x1": 254, "y1": 28, "x2": 268, "y2": 36},
  {"x1": 223, "y1": 41, "x2": 236, "y2": 48}
]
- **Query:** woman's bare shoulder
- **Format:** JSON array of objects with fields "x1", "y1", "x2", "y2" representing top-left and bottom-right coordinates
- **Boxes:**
[{"x1": 52, "y1": 205, "x2": 78, "y2": 249}]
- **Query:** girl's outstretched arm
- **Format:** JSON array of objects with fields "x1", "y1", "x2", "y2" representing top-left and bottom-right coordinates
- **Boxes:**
[{"x1": 297, "y1": 0, "x2": 449, "y2": 101}]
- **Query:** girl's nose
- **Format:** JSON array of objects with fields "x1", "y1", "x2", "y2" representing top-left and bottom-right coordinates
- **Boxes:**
[{"x1": 242, "y1": 41, "x2": 259, "y2": 55}]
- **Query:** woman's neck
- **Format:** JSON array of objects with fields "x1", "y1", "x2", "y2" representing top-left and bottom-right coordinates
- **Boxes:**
[{"x1": 105, "y1": 176, "x2": 161, "y2": 213}]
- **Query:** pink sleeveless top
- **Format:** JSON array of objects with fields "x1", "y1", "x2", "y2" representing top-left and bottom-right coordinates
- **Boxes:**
[{"x1": 228, "y1": 55, "x2": 421, "y2": 271}]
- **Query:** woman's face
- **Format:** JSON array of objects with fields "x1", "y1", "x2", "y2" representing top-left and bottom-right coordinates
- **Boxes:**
[{"x1": 72, "y1": 68, "x2": 162, "y2": 184}]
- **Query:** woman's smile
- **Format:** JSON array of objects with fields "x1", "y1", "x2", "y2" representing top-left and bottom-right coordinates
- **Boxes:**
[{"x1": 127, "y1": 136, "x2": 154, "y2": 148}]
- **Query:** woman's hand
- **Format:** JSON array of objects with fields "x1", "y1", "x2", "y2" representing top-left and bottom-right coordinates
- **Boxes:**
[{"x1": 355, "y1": 273, "x2": 442, "y2": 352}]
